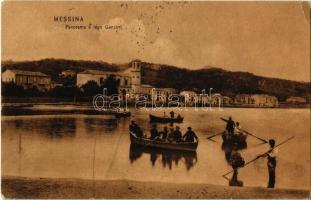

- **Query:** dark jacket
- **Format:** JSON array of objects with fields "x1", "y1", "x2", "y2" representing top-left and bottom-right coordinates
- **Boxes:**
[
  {"x1": 173, "y1": 130, "x2": 182, "y2": 142},
  {"x1": 183, "y1": 130, "x2": 198, "y2": 142},
  {"x1": 161, "y1": 129, "x2": 168, "y2": 140},
  {"x1": 226, "y1": 120, "x2": 235, "y2": 134},
  {"x1": 150, "y1": 128, "x2": 159, "y2": 140}
]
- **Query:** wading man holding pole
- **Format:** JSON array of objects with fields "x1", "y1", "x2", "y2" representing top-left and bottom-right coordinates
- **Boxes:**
[
  {"x1": 222, "y1": 136, "x2": 294, "y2": 189},
  {"x1": 258, "y1": 139, "x2": 278, "y2": 188}
]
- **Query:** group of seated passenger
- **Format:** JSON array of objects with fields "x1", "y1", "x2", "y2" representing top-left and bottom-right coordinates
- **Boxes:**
[{"x1": 130, "y1": 121, "x2": 198, "y2": 143}]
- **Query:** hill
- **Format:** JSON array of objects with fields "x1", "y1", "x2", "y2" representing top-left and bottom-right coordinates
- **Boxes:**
[{"x1": 2, "y1": 59, "x2": 310, "y2": 101}]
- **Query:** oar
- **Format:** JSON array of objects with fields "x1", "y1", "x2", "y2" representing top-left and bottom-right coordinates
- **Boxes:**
[
  {"x1": 220, "y1": 117, "x2": 268, "y2": 143},
  {"x1": 222, "y1": 136, "x2": 295, "y2": 178},
  {"x1": 207, "y1": 132, "x2": 223, "y2": 140},
  {"x1": 240, "y1": 128, "x2": 268, "y2": 143}
]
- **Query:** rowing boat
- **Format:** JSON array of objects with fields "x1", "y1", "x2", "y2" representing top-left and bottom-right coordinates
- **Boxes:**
[
  {"x1": 130, "y1": 132, "x2": 198, "y2": 152},
  {"x1": 114, "y1": 111, "x2": 131, "y2": 118},
  {"x1": 222, "y1": 131, "x2": 247, "y2": 148},
  {"x1": 149, "y1": 114, "x2": 183, "y2": 123}
]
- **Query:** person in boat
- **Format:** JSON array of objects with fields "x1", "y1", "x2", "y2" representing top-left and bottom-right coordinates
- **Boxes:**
[
  {"x1": 258, "y1": 139, "x2": 277, "y2": 188},
  {"x1": 233, "y1": 122, "x2": 245, "y2": 144},
  {"x1": 182, "y1": 127, "x2": 198, "y2": 143},
  {"x1": 160, "y1": 126, "x2": 169, "y2": 141},
  {"x1": 229, "y1": 143, "x2": 245, "y2": 187},
  {"x1": 129, "y1": 120, "x2": 136, "y2": 132},
  {"x1": 170, "y1": 110, "x2": 175, "y2": 118},
  {"x1": 172, "y1": 126, "x2": 182, "y2": 142},
  {"x1": 234, "y1": 122, "x2": 242, "y2": 134},
  {"x1": 226, "y1": 116, "x2": 235, "y2": 135},
  {"x1": 163, "y1": 111, "x2": 168, "y2": 118},
  {"x1": 150, "y1": 124, "x2": 160, "y2": 140},
  {"x1": 129, "y1": 121, "x2": 143, "y2": 138},
  {"x1": 168, "y1": 127, "x2": 175, "y2": 141}
]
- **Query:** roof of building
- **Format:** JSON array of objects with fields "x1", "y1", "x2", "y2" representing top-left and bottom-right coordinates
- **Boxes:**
[
  {"x1": 5, "y1": 69, "x2": 49, "y2": 77},
  {"x1": 62, "y1": 70, "x2": 76, "y2": 73},
  {"x1": 153, "y1": 87, "x2": 176, "y2": 92},
  {"x1": 236, "y1": 94, "x2": 277, "y2": 98},
  {"x1": 141, "y1": 84, "x2": 154, "y2": 88},
  {"x1": 180, "y1": 91, "x2": 197, "y2": 95},
  {"x1": 286, "y1": 96, "x2": 306, "y2": 101}
]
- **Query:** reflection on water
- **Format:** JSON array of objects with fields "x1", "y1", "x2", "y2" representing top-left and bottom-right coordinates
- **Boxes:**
[
  {"x1": 1, "y1": 108, "x2": 310, "y2": 189},
  {"x1": 229, "y1": 175, "x2": 244, "y2": 187},
  {"x1": 221, "y1": 142, "x2": 248, "y2": 163},
  {"x1": 4, "y1": 118, "x2": 77, "y2": 138},
  {"x1": 129, "y1": 144, "x2": 197, "y2": 171},
  {"x1": 84, "y1": 118, "x2": 117, "y2": 132}
]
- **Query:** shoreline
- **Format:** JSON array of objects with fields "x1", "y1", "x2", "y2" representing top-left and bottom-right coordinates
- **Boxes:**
[
  {"x1": 1, "y1": 176, "x2": 310, "y2": 199},
  {"x1": 2, "y1": 101, "x2": 310, "y2": 108}
]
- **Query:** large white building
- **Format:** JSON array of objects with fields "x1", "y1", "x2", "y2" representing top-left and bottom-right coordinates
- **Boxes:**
[
  {"x1": 2, "y1": 69, "x2": 51, "y2": 91},
  {"x1": 76, "y1": 60, "x2": 160, "y2": 97},
  {"x1": 234, "y1": 94, "x2": 278, "y2": 107},
  {"x1": 286, "y1": 96, "x2": 306, "y2": 104}
]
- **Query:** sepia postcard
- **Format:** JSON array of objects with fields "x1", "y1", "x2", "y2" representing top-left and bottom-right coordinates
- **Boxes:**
[{"x1": 1, "y1": 1, "x2": 310, "y2": 199}]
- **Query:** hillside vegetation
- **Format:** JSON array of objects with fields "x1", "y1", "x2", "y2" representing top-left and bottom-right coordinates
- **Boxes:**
[{"x1": 2, "y1": 59, "x2": 310, "y2": 101}]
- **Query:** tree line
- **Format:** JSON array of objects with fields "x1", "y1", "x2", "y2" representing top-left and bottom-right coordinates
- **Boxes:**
[{"x1": 2, "y1": 75, "x2": 119, "y2": 98}]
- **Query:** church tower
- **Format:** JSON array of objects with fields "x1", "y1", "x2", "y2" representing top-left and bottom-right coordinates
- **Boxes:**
[{"x1": 130, "y1": 60, "x2": 141, "y2": 86}]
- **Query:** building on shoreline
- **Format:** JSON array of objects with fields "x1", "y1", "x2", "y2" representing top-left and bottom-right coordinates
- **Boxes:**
[
  {"x1": 180, "y1": 91, "x2": 197, "y2": 104},
  {"x1": 286, "y1": 96, "x2": 306, "y2": 104},
  {"x1": 76, "y1": 69, "x2": 132, "y2": 93},
  {"x1": 152, "y1": 88, "x2": 177, "y2": 102},
  {"x1": 234, "y1": 94, "x2": 278, "y2": 107},
  {"x1": 76, "y1": 60, "x2": 151, "y2": 96},
  {"x1": 76, "y1": 60, "x2": 180, "y2": 102},
  {"x1": 222, "y1": 96, "x2": 233, "y2": 105},
  {"x1": 2, "y1": 69, "x2": 51, "y2": 91}
]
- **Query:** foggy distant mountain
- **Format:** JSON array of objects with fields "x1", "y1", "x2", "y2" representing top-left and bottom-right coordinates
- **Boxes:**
[{"x1": 2, "y1": 59, "x2": 310, "y2": 101}]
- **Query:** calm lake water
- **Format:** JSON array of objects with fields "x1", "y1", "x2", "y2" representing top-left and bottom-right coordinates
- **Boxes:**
[{"x1": 2, "y1": 107, "x2": 310, "y2": 189}]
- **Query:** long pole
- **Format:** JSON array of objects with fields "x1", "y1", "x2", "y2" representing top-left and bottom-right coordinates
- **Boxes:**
[
  {"x1": 222, "y1": 136, "x2": 295, "y2": 178},
  {"x1": 220, "y1": 117, "x2": 268, "y2": 143},
  {"x1": 207, "y1": 131, "x2": 223, "y2": 140},
  {"x1": 240, "y1": 128, "x2": 268, "y2": 143}
]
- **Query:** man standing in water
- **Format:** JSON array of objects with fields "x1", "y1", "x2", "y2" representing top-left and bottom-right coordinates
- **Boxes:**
[{"x1": 260, "y1": 139, "x2": 277, "y2": 188}]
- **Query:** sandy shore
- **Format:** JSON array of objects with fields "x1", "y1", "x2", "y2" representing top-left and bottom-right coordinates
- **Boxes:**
[{"x1": 1, "y1": 176, "x2": 310, "y2": 199}]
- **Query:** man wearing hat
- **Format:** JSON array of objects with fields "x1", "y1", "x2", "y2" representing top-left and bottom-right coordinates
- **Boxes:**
[
  {"x1": 183, "y1": 127, "x2": 199, "y2": 143},
  {"x1": 172, "y1": 126, "x2": 182, "y2": 142}
]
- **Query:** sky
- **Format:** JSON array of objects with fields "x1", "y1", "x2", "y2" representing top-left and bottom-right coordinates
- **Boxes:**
[{"x1": 2, "y1": 2, "x2": 310, "y2": 82}]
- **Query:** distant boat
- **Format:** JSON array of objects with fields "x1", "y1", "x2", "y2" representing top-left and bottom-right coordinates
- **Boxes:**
[
  {"x1": 114, "y1": 111, "x2": 131, "y2": 118},
  {"x1": 130, "y1": 132, "x2": 197, "y2": 152},
  {"x1": 149, "y1": 114, "x2": 184, "y2": 123}
]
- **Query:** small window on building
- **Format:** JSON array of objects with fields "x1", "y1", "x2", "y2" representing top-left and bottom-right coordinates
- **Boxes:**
[{"x1": 125, "y1": 79, "x2": 128, "y2": 86}]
